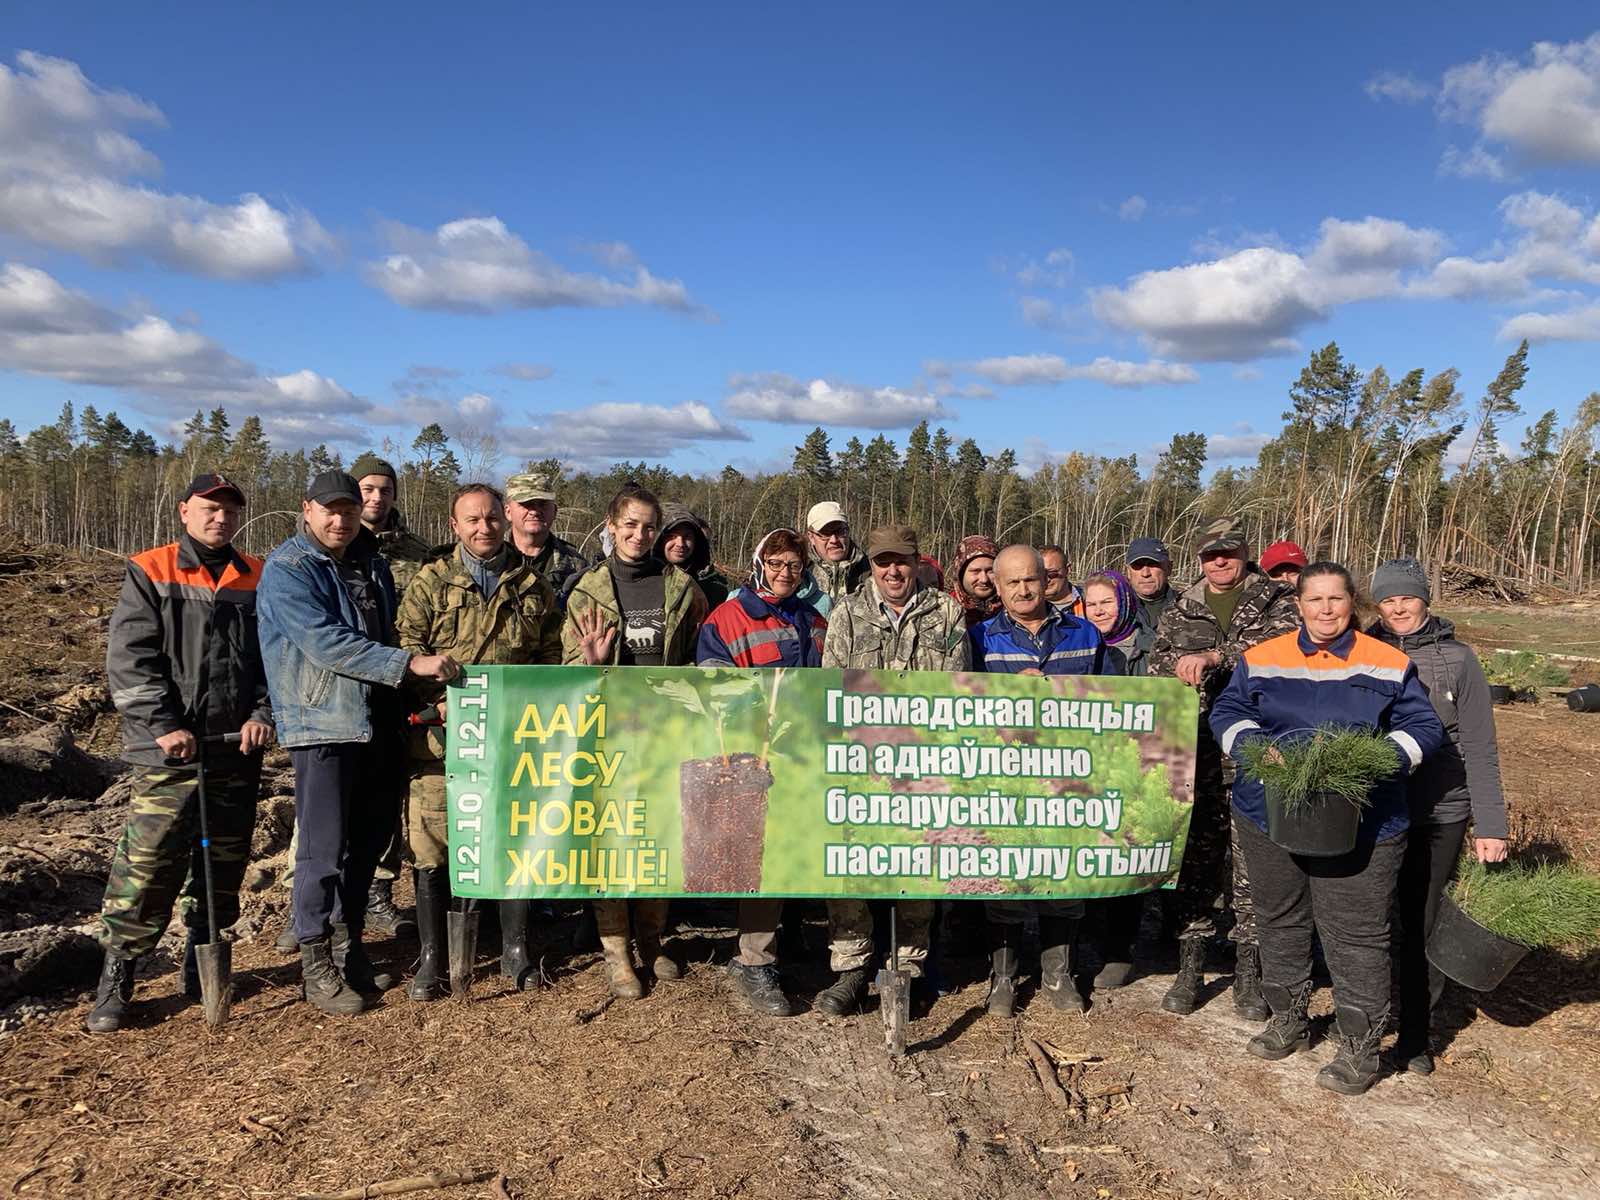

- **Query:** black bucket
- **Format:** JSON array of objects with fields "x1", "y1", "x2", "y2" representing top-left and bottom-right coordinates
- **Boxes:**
[
  {"x1": 1489, "y1": 684, "x2": 1515, "y2": 705},
  {"x1": 1265, "y1": 790, "x2": 1362, "y2": 857},
  {"x1": 1567, "y1": 684, "x2": 1600, "y2": 713},
  {"x1": 1426, "y1": 894, "x2": 1530, "y2": 992}
]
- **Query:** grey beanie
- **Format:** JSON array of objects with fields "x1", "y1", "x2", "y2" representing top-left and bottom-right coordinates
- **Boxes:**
[{"x1": 1371, "y1": 557, "x2": 1431, "y2": 604}]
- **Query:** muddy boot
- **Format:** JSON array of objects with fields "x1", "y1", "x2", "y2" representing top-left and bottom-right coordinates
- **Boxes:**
[
  {"x1": 986, "y1": 925, "x2": 1019, "y2": 1018},
  {"x1": 408, "y1": 868, "x2": 449, "y2": 1001},
  {"x1": 817, "y1": 966, "x2": 871, "y2": 1016},
  {"x1": 181, "y1": 932, "x2": 203, "y2": 1000},
  {"x1": 633, "y1": 900, "x2": 680, "y2": 982},
  {"x1": 1316, "y1": 1006, "x2": 1385, "y2": 1095},
  {"x1": 332, "y1": 922, "x2": 394, "y2": 994},
  {"x1": 85, "y1": 953, "x2": 137, "y2": 1033},
  {"x1": 364, "y1": 877, "x2": 415, "y2": 940},
  {"x1": 1247, "y1": 981, "x2": 1312, "y2": 1060},
  {"x1": 1039, "y1": 917, "x2": 1086, "y2": 1012},
  {"x1": 1161, "y1": 937, "x2": 1206, "y2": 1015},
  {"x1": 728, "y1": 962, "x2": 797, "y2": 1016},
  {"x1": 275, "y1": 924, "x2": 299, "y2": 954},
  {"x1": 301, "y1": 937, "x2": 364, "y2": 1016},
  {"x1": 499, "y1": 900, "x2": 539, "y2": 990},
  {"x1": 1232, "y1": 943, "x2": 1268, "y2": 1021},
  {"x1": 599, "y1": 935, "x2": 644, "y2": 999}
]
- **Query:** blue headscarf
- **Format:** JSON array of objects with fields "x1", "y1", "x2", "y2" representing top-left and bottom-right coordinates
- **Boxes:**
[{"x1": 1084, "y1": 570, "x2": 1139, "y2": 645}]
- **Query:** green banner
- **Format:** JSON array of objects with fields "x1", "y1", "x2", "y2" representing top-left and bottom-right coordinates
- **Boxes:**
[{"x1": 445, "y1": 666, "x2": 1198, "y2": 900}]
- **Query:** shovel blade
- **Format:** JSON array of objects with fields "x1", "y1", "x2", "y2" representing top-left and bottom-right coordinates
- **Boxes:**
[
  {"x1": 447, "y1": 909, "x2": 479, "y2": 999},
  {"x1": 196, "y1": 940, "x2": 232, "y2": 1028},
  {"x1": 876, "y1": 966, "x2": 910, "y2": 1057}
]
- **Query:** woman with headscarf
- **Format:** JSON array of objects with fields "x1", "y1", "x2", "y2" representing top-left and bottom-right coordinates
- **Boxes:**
[
  {"x1": 950, "y1": 535, "x2": 1001, "y2": 629},
  {"x1": 1081, "y1": 570, "x2": 1142, "y2": 676}
]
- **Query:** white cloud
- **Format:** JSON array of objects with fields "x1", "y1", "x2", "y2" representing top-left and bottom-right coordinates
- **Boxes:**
[
  {"x1": 964, "y1": 353, "x2": 1198, "y2": 388},
  {"x1": 724, "y1": 373, "x2": 949, "y2": 427},
  {"x1": 1014, "y1": 247, "x2": 1074, "y2": 289},
  {"x1": 1118, "y1": 195, "x2": 1148, "y2": 222},
  {"x1": 0, "y1": 52, "x2": 327, "y2": 279},
  {"x1": 1232, "y1": 366, "x2": 1263, "y2": 381},
  {"x1": 1438, "y1": 34, "x2": 1600, "y2": 167},
  {"x1": 500, "y1": 401, "x2": 748, "y2": 467},
  {"x1": 1410, "y1": 191, "x2": 1600, "y2": 300},
  {"x1": 1365, "y1": 72, "x2": 1432, "y2": 103},
  {"x1": 1206, "y1": 427, "x2": 1271, "y2": 461},
  {"x1": 366, "y1": 217, "x2": 710, "y2": 317},
  {"x1": 1499, "y1": 302, "x2": 1600, "y2": 343},
  {"x1": 493, "y1": 361, "x2": 555, "y2": 381},
  {"x1": 1439, "y1": 143, "x2": 1509, "y2": 181}
]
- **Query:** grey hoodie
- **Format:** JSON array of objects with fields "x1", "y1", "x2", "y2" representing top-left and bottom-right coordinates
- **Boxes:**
[{"x1": 1370, "y1": 616, "x2": 1508, "y2": 837}]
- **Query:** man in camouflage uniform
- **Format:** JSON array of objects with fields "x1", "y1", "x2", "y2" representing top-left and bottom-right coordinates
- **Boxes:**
[
  {"x1": 396, "y1": 483, "x2": 563, "y2": 999},
  {"x1": 504, "y1": 471, "x2": 589, "y2": 600},
  {"x1": 798, "y1": 501, "x2": 869, "y2": 618},
  {"x1": 89, "y1": 474, "x2": 275, "y2": 1033},
  {"x1": 1147, "y1": 517, "x2": 1297, "y2": 1019},
  {"x1": 817, "y1": 524, "x2": 970, "y2": 1015}
]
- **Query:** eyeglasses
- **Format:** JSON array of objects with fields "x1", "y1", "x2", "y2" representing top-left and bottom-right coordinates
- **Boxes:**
[
  {"x1": 814, "y1": 526, "x2": 848, "y2": 541},
  {"x1": 1044, "y1": 569, "x2": 1065, "y2": 581},
  {"x1": 763, "y1": 560, "x2": 804, "y2": 576}
]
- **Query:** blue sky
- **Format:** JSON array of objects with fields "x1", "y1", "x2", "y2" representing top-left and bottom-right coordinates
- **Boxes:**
[{"x1": 2, "y1": 3, "x2": 1599, "y2": 477}]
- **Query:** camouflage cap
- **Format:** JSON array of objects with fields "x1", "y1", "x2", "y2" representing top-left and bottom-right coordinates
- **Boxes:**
[
  {"x1": 1197, "y1": 516, "x2": 1247, "y2": 555},
  {"x1": 504, "y1": 472, "x2": 557, "y2": 503}
]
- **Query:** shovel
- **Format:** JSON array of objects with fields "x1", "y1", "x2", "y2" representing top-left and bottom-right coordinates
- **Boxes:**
[
  {"x1": 877, "y1": 904, "x2": 910, "y2": 1057},
  {"x1": 448, "y1": 900, "x2": 479, "y2": 999}
]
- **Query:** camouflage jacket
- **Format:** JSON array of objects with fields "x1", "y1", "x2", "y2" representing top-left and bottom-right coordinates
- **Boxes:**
[
  {"x1": 526, "y1": 533, "x2": 590, "y2": 600},
  {"x1": 1146, "y1": 567, "x2": 1298, "y2": 718},
  {"x1": 799, "y1": 544, "x2": 870, "y2": 618},
  {"x1": 561, "y1": 559, "x2": 709, "y2": 667},
  {"x1": 396, "y1": 545, "x2": 562, "y2": 759},
  {"x1": 822, "y1": 581, "x2": 971, "y2": 671},
  {"x1": 370, "y1": 511, "x2": 442, "y2": 596}
]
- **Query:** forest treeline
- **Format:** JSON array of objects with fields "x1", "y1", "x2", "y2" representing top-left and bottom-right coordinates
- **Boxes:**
[{"x1": 2, "y1": 340, "x2": 1597, "y2": 592}]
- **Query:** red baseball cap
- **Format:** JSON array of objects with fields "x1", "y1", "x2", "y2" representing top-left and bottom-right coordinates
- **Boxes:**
[{"x1": 1259, "y1": 540, "x2": 1308, "y2": 574}]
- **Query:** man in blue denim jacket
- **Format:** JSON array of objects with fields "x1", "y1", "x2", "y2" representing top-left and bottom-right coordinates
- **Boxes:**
[{"x1": 258, "y1": 471, "x2": 459, "y2": 1015}]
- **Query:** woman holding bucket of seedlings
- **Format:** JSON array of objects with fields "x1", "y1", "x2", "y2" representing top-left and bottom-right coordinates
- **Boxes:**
[
  {"x1": 1209, "y1": 562, "x2": 1446, "y2": 1096},
  {"x1": 696, "y1": 528, "x2": 828, "y2": 1017},
  {"x1": 564, "y1": 482, "x2": 710, "y2": 1000},
  {"x1": 1366, "y1": 557, "x2": 1507, "y2": 1074}
]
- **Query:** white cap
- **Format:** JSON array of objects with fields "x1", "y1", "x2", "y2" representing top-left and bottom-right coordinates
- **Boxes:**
[{"x1": 806, "y1": 501, "x2": 847, "y2": 532}]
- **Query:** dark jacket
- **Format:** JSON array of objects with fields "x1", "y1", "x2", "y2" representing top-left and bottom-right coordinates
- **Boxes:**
[
  {"x1": 656, "y1": 503, "x2": 730, "y2": 608},
  {"x1": 107, "y1": 535, "x2": 272, "y2": 767},
  {"x1": 970, "y1": 605, "x2": 1109, "y2": 675},
  {"x1": 1368, "y1": 617, "x2": 1509, "y2": 837}
]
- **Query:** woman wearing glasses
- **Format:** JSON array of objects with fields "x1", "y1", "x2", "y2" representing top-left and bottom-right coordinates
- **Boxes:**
[{"x1": 697, "y1": 528, "x2": 828, "y2": 1017}]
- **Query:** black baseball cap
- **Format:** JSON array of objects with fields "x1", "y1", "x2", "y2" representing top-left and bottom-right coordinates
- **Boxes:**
[
  {"x1": 182, "y1": 473, "x2": 245, "y2": 505},
  {"x1": 305, "y1": 470, "x2": 361, "y2": 506}
]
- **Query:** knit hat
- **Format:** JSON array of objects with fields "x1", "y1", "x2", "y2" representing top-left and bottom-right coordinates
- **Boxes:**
[
  {"x1": 1371, "y1": 557, "x2": 1431, "y2": 604},
  {"x1": 349, "y1": 453, "x2": 397, "y2": 483}
]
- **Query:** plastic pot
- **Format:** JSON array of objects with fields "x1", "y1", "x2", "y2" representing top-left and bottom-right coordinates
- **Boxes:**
[
  {"x1": 1426, "y1": 893, "x2": 1530, "y2": 992},
  {"x1": 1488, "y1": 684, "x2": 1515, "y2": 705},
  {"x1": 1265, "y1": 790, "x2": 1362, "y2": 857},
  {"x1": 1567, "y1": 684, "x2": 1600, "y2": 713}
]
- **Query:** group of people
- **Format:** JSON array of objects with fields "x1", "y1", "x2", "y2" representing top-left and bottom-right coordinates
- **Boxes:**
[{"x1": 89, "y1": 459, "x2": 1510, "y2": 1098}]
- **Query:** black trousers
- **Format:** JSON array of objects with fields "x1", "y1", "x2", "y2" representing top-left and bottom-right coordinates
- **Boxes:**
[
  {"x1": 1395, "y1": 818, "x2": 1469, "y2": 1045},
  {"x1": 1235, "y1": 814, "x2": 1405, "y2": 1018},
  {"x1": 289, "y1": 742, "x2": 394, "y2": 943}
]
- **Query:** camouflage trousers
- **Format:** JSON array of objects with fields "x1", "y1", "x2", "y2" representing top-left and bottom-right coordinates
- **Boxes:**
[
  {"x1": 1171, "y1": 768, "x2": 1256, "y2": 946},
  {"x1": 404, "y1": 763, "x2": 449, "y2": 870},
  {"x1": 98, "y1": 758, "x2": 261, "y2": 958},
  {"x1": 826, "y1": 899, "x2": 933, "y2": 975}
]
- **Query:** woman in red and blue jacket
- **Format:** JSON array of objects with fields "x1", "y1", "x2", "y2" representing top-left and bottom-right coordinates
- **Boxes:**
[
  {"x1": 1209, "y1": 561, "x2": 1444, "y2": 1098},
  {"x1": 696, "y1": 528, "x2": 826, "y2": 1018}
]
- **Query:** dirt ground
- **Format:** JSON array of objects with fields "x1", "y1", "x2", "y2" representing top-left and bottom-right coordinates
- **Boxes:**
[{"x1": 1, "y1": 542, "x2": 1597, "y2": 1200}]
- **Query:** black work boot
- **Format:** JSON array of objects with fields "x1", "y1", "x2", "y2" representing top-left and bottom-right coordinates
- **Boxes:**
[
  {"x1": 1039, "y1": 917, "x2": 1086, "y2": 1012},
  {"x1": 85, "y1": 953, "x2": 137, "y2": 1033},
  {"x1": 499, "y1": 900, "x2": 540, "y2": 990},
  {"x1": 1093, "y1": 893, "x2": 1141, "y2": 992},
  {"x1": 1161, "y1": 937, "x2": 1206, "y2": 1015},
  {"x1": 986, "y1": 925, "x2": 1019, "y2": 1018},
  {"x1": 1232, "y1": 943, "x2": 1269, "y2": 1021},
  {"x1": 1391, "y1": 1017, "x2": 1434, "y2": 1075},
  {"x1": 275, "y1": 924, "x2": 299, "y2": 954},
  {"x1": 332, "y1": 922, "x2": 395, "y2": 993},
  {"x1": 816, "y1": 966, "x2": 871, "y2": 1016},
  {"x1": 571, "y1": 903, "x2": 599, "y2": 953},
  {"x1": 300, "y1": 937, "x2": 364, "y2": 1015},
  {"x1": 181, "y1": 932, "x2": 202, "y2": 1000},
  {"x1": 408, "y1": 868, "x2": 449, "y2": 1001},
  {"x1": 728, "y1": 961, "x2": 797, "y2": 1016},
  {"x1": 1317, "y1": 1006, "x2": 1385, "y2": 1095},
  {"x1": 364, "y1": 877, "x2": 415, "y2": 939},
  {"x1": 1247, "y1": 981, "x2": 1312, "y2": 1060}
]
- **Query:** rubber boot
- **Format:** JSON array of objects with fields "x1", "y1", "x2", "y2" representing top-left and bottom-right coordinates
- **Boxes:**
[
  {"x1": 1247, "y1": 981, "x2": 1312, "y2": 1060},
  {"x1": 85, "y1": 953, "x2": 137, "y2": 1033},
  {"x1": 985, "y1": 924, "x2": 1019, "y2": 1018},
  {"x1": 594, "y1": 901, "x2": 643, "y2": 999},
  {"x1": 364, "y1": 877, "x2": 415, "y2": 939},
  {"x1": 1161, "y1": 937, "x2": 1206, "y2": 1015},
  {"x1": 728, "y1": 961, "x2": 797, "y2": 1016},
  {"x1": 633, "y1": 899, "x2": 680, "y2": 981},
  {"x1": 1316, "y1": 1006, "x2": 1385, "y2": 1095},
  {"x1": 1039, "y1": 917, "x2": 1086, "y2": 1012},
  {"x1": 816, "y1": 966, "x2": 870, "y2": 1016},
  {"x1": 571, "y1": 904, "x2": 599, "y2": 953},
  {"x1": 1232, "y1": 943, "x2": 1269, "y2": 1021},
  {"x1": 1093, "y1": 893, "x2": 1141, "y2": 991},
  {"x1": 332, "y1": 922, "x2": 395, "y2": 993},
  {"x1": 499, "y1": 900, "x2": 539, "y2": 990},
  {"x1": 181, "y1": 931, "x2": 203, "y2": 1000},
  {"x1": 275, "y1": 924, "x2": 299, "y2": 954},
  {"x1": 300, "y1": 937, "x2": 365, "y2": 1015},
  {"x1": 408, "y1": 868, "x2": 449, "y2": 1001}
]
